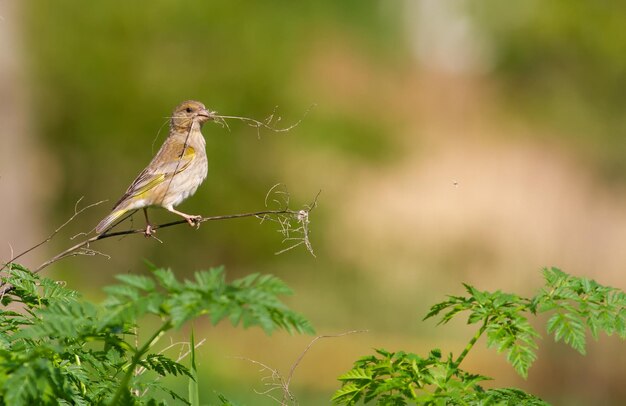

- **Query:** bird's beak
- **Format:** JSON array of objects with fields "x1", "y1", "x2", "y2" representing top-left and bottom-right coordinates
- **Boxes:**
[{"x1": 197, "y1": 108, "x2": 214, "y2": 123}]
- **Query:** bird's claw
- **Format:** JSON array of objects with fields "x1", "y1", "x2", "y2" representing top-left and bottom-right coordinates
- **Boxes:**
[
  {"x1": 144, "y1": 224, "x2": 156, "y2": 237},
  {"x1": 186, "y1": 215, "x2": 203, "y2": 229}
]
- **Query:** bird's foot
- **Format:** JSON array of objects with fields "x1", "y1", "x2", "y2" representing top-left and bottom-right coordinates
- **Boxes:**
[
  {"x1": 144, "y1": 224, "x2": 156, "y2": 237},
  {"x1": 185, "y1": 215, "x2": 203, "y2": 229}
]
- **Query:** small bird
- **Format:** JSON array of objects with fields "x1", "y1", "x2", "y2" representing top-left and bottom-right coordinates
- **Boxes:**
[{"x1": 95, "y1": 100, "x2": 214, "y2": 236}]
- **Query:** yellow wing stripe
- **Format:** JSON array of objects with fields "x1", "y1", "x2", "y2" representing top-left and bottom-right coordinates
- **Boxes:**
[
  {"x1": 132, "y1": 174, "x2": 166, "y2": 198},
  {"x1": 128, "y1": 146, "x2": 196, "y2": 199},
  {"x1": 96, "y1": 208, "x2": 128, "y2": 234}
]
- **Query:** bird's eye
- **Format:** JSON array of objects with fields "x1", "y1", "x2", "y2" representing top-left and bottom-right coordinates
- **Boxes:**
[{"x1": 185, "y1": 107, "x2": 193, "y2": 113}]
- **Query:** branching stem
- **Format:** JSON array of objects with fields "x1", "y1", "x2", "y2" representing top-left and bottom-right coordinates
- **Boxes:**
[
  {"x1": 437, "y1": 318, "x2": 489, "y2": 393},
  {"x1": 454, "y1": 318, "x2": 489, "y2": 368}
]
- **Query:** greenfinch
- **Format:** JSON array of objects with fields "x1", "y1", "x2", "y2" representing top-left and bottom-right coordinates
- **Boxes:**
[{"x1": 96, "y1": 100, "x2": 214, "y2": 236}]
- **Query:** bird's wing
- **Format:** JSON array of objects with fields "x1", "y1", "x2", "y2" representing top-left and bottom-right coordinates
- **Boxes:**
[{"x1": 112, "y1": 142, "x2": 196, "y2": 209}]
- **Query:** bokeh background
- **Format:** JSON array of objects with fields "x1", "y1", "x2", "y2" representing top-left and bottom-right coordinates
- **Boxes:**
[{"x1": 2, "y1": 0, "x2": 626, "y2": 404}]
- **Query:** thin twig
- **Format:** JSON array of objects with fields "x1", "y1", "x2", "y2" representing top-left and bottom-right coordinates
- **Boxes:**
[
  {"x1": 284, "y1": 330, "x2": 367, "y2": 393},
  {"x1": 152, "y1": 118, "x2": 172, "y2": 155},
  {"x1": 211, "y1": 104, "x2": 316, "y2": 139},
  {"x1": 274, "y1": 191, "x2": 320, "y2": 257},
  {"x1": 232, "y1": 357, "x2": 286, "y2": 404},
  {"x1": 265, "y1": 183, "x2": 290, "y2": 209},
  {"x1": 0, "y1": 198, "x2": 106, "y2": 272},
  {"x1": 236, "y1": 329, "x2": 367, "y2": 405}
]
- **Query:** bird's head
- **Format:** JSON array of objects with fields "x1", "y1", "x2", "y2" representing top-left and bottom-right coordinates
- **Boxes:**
[{"x1": 171, "y1": 100, "x2": 214, "y2": 130}]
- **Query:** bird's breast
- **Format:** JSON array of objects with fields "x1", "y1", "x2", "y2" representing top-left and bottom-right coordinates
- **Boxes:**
[{"x1": 163, "y1": 142, "x2": 208, "y2": 207}]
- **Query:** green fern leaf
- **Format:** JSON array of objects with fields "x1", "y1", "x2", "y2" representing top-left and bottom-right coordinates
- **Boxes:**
[
  {"x1": 547, "y1": 313, "x2": 586, "y2": 354},
  {"x1": 337, "y1": 368, "x2": 373, "y2": 381},
  {"x1": 331, "y1": 383, "x2": 364, "y2": 404}
]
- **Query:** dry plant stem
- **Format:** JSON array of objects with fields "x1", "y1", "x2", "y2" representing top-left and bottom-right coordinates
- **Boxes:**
[
  {"x1": 237, "y1": 330, "x2": 367, "y2": 406},
  {"x1": 283, "y1": 330, "x2": 369, "y2": 400},
  {"x1": 211, "y1": 104, "x2": 315, "y2": 138},
  {"x1": 231, "y1": 357, "x2": 285, "y2": 404}
]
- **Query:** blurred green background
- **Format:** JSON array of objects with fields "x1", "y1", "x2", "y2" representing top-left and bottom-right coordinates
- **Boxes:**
[{"x1": 2, "y1": 0, "x2": 626, "y2": 404}]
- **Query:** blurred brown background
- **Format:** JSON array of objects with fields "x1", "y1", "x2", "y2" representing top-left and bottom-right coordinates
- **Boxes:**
[{"x1": 1, "y1": 0, "x2": 626, "y2": 404}]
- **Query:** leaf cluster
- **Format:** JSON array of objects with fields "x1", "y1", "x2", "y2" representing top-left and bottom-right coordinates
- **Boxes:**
[
  {"x1": 332, "y1": 348, "x2": 548, "y2": 406},
  {"x1": 0, "y1": 263, "x2": 313, "y2": 405},
  {"x1": 333, "y1": 267, "x2": 625, "y2": 405},
  {"x1": 425, "y1": 284, "x2": 539, "y2": 378},
  {"x1": 332, "y1": 348, "x2": 494, "y2": 405},
  {"x1": 534, "y1": 267, "x2": 626, "y2": 354}
]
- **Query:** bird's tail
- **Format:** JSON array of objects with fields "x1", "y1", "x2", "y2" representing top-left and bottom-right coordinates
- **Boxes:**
[{"x1": 95, "y1": 209, "x2": 128, "y2": 234}]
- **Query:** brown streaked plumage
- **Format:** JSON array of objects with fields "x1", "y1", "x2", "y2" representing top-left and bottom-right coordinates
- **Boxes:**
[{"x1": 96, "y1": 100, "x2": 214, "y2": 236}]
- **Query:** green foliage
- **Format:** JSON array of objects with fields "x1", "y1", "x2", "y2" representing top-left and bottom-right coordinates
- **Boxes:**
[
  {"x1": 425, "y1": 284, "x2": 539, "y2": 378},
  {"x1": 2, "y1": 262, "x2": 622, "y2": 405},
  {"x1": 0, "y1": 263, "x2": 313, "y2": 405},
  {"x1": 103, "y1": 266, "x2": 314, "y2": 334},
  {"x1": 215, "y1": 393, "x2": 243, "y2": 406},
  {"x1": 332, "y1": 348, "x2": 491, "y2": 405},
  {"x1": 533, "y1": 267, "x2": 626, "y2": 353},
  {"x1": 333, "y1": 267, "x2": 625, "y2": 405},
  {"x1": 466, "y1": 388, "x2": 549, "y2": 406}
]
